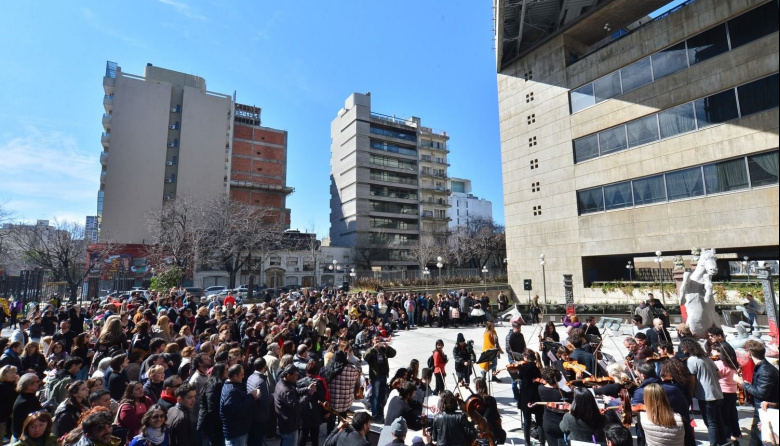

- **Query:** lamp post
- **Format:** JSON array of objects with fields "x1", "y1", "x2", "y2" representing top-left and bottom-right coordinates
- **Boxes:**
[
  {"x1": 481, "y1": 266, "x2": 488, "y2": 292},
  {"x1": 423, "y1": 267, "x2": 430, "y2": 287},
  {"x1": 436, "y1": 256, "x2": 443, "y2": 285},
  {"x1": 655, "y1": 251, "x2": 665, "y2": 305},
  {"x1": 540, "y1": 254, "x2": 547, "y2": 305},
  {"x1": 349, "y1": 268, "x2": 356, "y2": 286},
  {"x1": 626, "y1": 261, "x2": 633, "y2": 283},
  {"x1": 328, "y1": 260, "x2": 340, "y2": 287},
  {"x1": 743, "y1": 256, "x2": 750, "y2": 283}
]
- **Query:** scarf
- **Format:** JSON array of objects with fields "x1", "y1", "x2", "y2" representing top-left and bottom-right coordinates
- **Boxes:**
[
  {"x1": 159, "y1": 390, "x2": 177, "y2": 404},
  {"x1": 145, "y1": 427, "x2": 166, "y2": 445}
]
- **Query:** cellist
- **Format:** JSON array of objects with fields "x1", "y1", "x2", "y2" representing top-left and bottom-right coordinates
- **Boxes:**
[{"x1": 429, "y1": 390, "x2": 476, "y2": 446}]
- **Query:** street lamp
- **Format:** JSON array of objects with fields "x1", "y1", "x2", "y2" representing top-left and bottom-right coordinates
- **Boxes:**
[
  {"x1": 329, "y1": 260, "x2": 341, "y2": 286},
  {"x1": 349, "y1": 268, "x2": 356, "y2": 285},
  {"x1": 742, "y1": 256, "x2": 750, "y2": 283},
  {"x1": 540, "y1": 254, "x2": 547, "y2": 305},
  {"x1": 423, "y1": 267, "x2": 430, "y2": 287},
  {"x1": 626, "y1": 261, "x2": 633, "y2": 283},
  {"x1": 436, "y1": 256, "x2": 443, "y2": 284},
  {"x1": 481, "y1": 266, "x2": 488, "y2": 292},
  {"x1": 655, "y1": 251, "x2": 665, "y2": 305}
]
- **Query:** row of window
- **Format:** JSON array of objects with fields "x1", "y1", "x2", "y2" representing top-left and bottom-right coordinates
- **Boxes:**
[
  {"x1": 370, "y1": 201, "x2": 419, "y2": 215},
  {"x1": 570, "y1": 1, "x2": 778, "y2": 113},
  {"x1": 369, "y1": 154, "x2": 417, "y2": 171},
  {"x1": 370, "y1": 217, "x2": 418, "y2": 230},
  {"x1": 370, "y1": 125, "x2": 417, "y2": 142},
  {"x1": 369, "y1": 170, "x2": 418, "y2": 186},
  {"x1": 420, "y1": 139, "x2": 447, "y2": 150},
  {"x1": 369, "y1": 234, "x2": 418, "y2": 245},
  {"x1": 577, "y1": 151, "x2": 779, "y2": 215},
  {"x1": 574, "y1": 73, "x2": 779, "y2": 163},
  {"x1": 369, "y1": 139, "x2": 417, "y2": 157},
  {"x1": 370, "y1": 187, "x2": 418, "y2": 201}
]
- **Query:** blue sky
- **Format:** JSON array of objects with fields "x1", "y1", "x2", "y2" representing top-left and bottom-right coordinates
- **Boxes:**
[{"x1": 0, "y1": 1, "x2": 503, "y2": 236}]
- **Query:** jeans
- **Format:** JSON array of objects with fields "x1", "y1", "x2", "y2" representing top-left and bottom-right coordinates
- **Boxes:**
[
  {"x1": 721, "y1": 392, "x2": 741, "y2": 439},
  {"x1": 507, "y1": 357, "x2": 520, "y2": 400},
  {"x1": 699, "y1": 399, "x2": 726, "y2": 446},
  {"x1": 408, "y1": 310, "x2": 415, "y2": 327},
  {"x1": 298, "y1": 426, "x2": 319, "y2": 446},
  {"x1": 225, "y1": 434, "x2": 248, "y2": 446},
  {"x1": 750, "y1": 410, "x2": 762, "y2": 446},
  {"x1": 370, "y1": 376, "x2": 388, "y2": 419},
  {"x1": 279, "y1": 430, "x2": 298, "y2": 446}
]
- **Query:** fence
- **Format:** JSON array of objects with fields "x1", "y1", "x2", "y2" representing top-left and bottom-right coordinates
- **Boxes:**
[{"x1": 0, "y1": 269, "x2": 46, "y2": 304}]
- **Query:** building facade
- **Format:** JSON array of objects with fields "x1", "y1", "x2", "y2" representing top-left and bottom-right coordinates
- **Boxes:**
[
  {"x1": 329, "y1": 93, "x2": 451, "y2": 270},
  {"x1": 85, "y1": 216, "x2": 99, "y2": 243},
  {"x1": 98, "y1": 62, "x2": 292, "y2": 243},
  {"x1": 448, "y1": 178, "x2": 494, "y2": 228},
  {"x1": 494, "y1": 0, "x2": 779, "y2": 302}
]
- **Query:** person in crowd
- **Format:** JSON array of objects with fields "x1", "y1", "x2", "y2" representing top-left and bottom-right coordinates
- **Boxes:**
[
  {"x1": 272, "y1": 364, "x2": 316, "y2": 446},
  {"x1": 167, "y1": 383, "x2": 196, "y2": 446},
  {"x1": 144, "y1": 364, "x2": 165, "y2": 402},
  {"x1": 246, "y1": 358, "x2": 272, "y2": 446},
  {"x1": 0, "y1": 342, "x2": 23, "y2": 370},
  {"x1": 198, "y1": 363, "x2": 227, "y2": 446},
  {"x1": 12, "y1": 373, "x2": 42, "y2": 441},
  {"x1": 604, "y1": 424, "x2": 634, "y2": 446},
  {"x1": 323, "y1": 411, "x2": 372, "y2": 446},
  {"x1": 364, "y1": 336, "x2": 396, "y2": 423},
  {"x1": 117, "y1": 381, "x2": 154, "y2": 440},
  {"x1": 52, "y1": 380, "x2": 90, "y2": 437},
  {"x1": 321, "y1": 350, "x2": 361, "y2": 433},
  {"x1": 679, "y1": 338, "x2": 726, "y2": 446},
  {"x1": 127, "y1": 404, "x2": 171, "y2": 446},
  {"x1": 106, "y1": 354, "x2": 130, "y2": 401},
  {"x1": 10, "y1": 411, "x2": 57, "y2": 446},
  {"x1": 52, "y1": 321, "x2": 77, "y2": 353},
  {"x1": 75, "y1": 409, "x2": 121, "y2": 446},
  {"x1": 0, "y1": 365, "x2": 19, "y2": 442},
  {"x1": 559, "y1": 387, "x2": 606, "y2": 443},
  {"x1": 297, "y1": 360, "x2": 328, "y2": 446},
  {"x1": 452, "y1": 333, "x2": 475, "y2": 388},
  {"x1": 221, "y1": 364, "x2": 261, "y2": 446},
  {"x1": 479, "y1": 322, "x2": 503, "y2": 382},
  {"x1": 633, "y1": 361, "x2": 693, "y2": 446},
  {"x1": 9, "y1": 320, "x2": 30, "y2": 348},
  {"x1": 733, "y1": 339, "x2": 780, "y2": 446},
  {"x1": 157, "y1": 376, "x2": 182, "y2": 412},
  {"x1": 20, "y1": 342, "x2": 47, "y2": 381},
  {"x1": 46, "y1": 357, "x2": 83, "y2": 408},
  {"x1": 639, "y1": 383, "x2": 684, "y2": 446},
  {"x1": 710, "y1": 343, "x2": 741, "y2": 445}
]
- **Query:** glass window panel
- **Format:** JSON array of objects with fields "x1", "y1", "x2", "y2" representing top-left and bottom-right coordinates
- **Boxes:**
[
  {"x1": 620, "y1": 57, "x2": 653, "y2": 93},
  {"x1": 665, "y1": 167, "x2": 705, "y2": 200},
  {"x1": 574, "y1": 134, "x2": 600, "y2": 163},
  {"x1": 658, "y1": 103, "x2": 697, "y2": 139},
  {"x1": 598, "y1": 126, "x2": 628, "y2": 155},
  {"x1": 651, "y1": 42, "x2": 688, "y2": 79},
  {"x1": 737, "y1": 73, "x2": 780, "y2": 117},
  {"x1": 687, "y1": 24, "x2": 729, "y2": 65},
  {"x1": 748, "y1": 151, "x2": 780, "y2": 187},
  {"x1": 593, "y1": 71, "x2": 622, "y2": 103},
  {"x1": 632, "y1": 175, "x2": 667, "y2": 206},
  {"x1": 577, "y1": 187, "x2": 604, "y2": 214},
  {"x1": 694, "y1": 89, "x2": 739, "y2": 128},
  {"x1": 627, "y1": 115, "x2": 660, "y2": 147},
  {"x1": 727, "y1": 1, "x2": 779, "y2": 49},
  {"x1": 571, "y1": 83, "x2": 596, "y2": 113},
  {"x1": 703, "y1": 158, "x2": 749, "y2": 194},
  {"x1": 603, "y1": 181, "x2": 633, "y2": 210}
]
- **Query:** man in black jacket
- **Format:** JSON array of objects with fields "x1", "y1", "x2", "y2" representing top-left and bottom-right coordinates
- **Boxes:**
[
  {"x1": 168, "y1": 383, "x2": 196, "y2": 446},
  {"x1": 505, "y1": 321, "x2": 526, "y2": 400},
  {"x1": 733, "y1": 340, "x2": 780, "y2": 446},
  {"x1": 12, "y1": 373, "x2": 43, "y2": 439},
  {"x1": 273, "y1": 364, "x2": 316, "y2": 446},
  {"x1": 364, "y1": 337, "x2": 396, "y2": 423},
  {"x1": 453, "y1": 333, "x2": 475, "y2": 387},
  {"x1": 323, "y1": 411, "x2": 372, "y2": 446},
  {"x1": 221, "y1": 364, "x2": 260, "y2": 446}
]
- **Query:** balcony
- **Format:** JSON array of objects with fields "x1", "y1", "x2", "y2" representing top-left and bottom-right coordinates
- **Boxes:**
[
  {"x1": 100, "y1": 152, "x2": 108, "y2": 166},
  {"x1": 419, "y1": 169, "x2": 448, "y2": 179},
  {"x1": 369, "y1": 173, "x2": 418, "y2": 187},
  {"x1": 420, "y1": 155, "x2": 450, "y2": 166},
  {"x1": 100, "y1": 171, "x2": 107, "y2": 185},
  {"x1": 102, "y1": 113, "x2": 111, "y2": 131},
  {"x1": 421, "y1": 212, "x2": 450, "y2": 221},
  {"x1": 103, "y1": 95, "x2": 113, "y2": 114},
  {"x1": 421, "y1": 198, "x2": 451, "y2": 207},
  {"x1": 103, "y1": 76, "x2": 115, "y2": 95},
  {"x1": 420, "y1": 185, "x2": 450, "y2": 194},
  {"x1": 101, "y1": 132, "x2": 110, "y2": 149}
]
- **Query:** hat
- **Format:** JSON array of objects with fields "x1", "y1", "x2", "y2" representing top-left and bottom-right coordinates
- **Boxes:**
[
  {"x1": 390, "y1": 417, "x2": 407, "y2": 437},
  {"x1": 411, "y1": 436, "x2": 425, "y2": 446},
  {"x1": 456, "y1": 333, "x2": 466, "y2": 343}
]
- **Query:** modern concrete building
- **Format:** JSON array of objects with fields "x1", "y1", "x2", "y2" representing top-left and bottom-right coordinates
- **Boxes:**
[
  {"x1": 330, "y1": 93, "x2": 451, "y2": 270},
  {"x1": 98, "y1": 62, "x2": 292, "y2": 243},
  {"x1": 494, "y1": 0, "x2": 779, "y2": 302},
  {"x1": 85, "y1": 216, "x2": 99, "y2": 243},
  {"x1": 448, "y1": 178, "x2": 494, "y2": 228}
]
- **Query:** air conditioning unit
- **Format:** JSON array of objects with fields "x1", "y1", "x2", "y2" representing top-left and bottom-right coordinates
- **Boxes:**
[
  {"x1": 165, "y1": 178, "x2": 174, "y2": 183},
  {"x1": 163, "y1": 195, "x2": 172, "y2": 201},
  {"x1": 168, "y1": 124, "x2": 177, "y2": 130},
  {"x1": 167, "y1": 142, "x2": 176, "y2": 148},
  {"x1": 170, "y1": 107, "x2": 178, "y2": 113},
  {"x1": 166, "y1": 161, "x2": 174, "y2": 166}
]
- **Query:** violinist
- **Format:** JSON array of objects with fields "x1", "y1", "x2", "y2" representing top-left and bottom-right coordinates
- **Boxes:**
[
  {"x1": 430, "y1": 391, "x2": 476, "y2": 446},
  {"x1": 515, "y1": 349, "x2": 544, "y2": 446},
  {"x1": 539, "y1": 322, "x2": 560, "y2": 368},
  {"x1": 377, "y1": 382, "x2": 423, "y2": 446},
  {"x1": 583, "y1": 316, "x2": 601, "y2": 338},
  {"x1": 537, "y1": 367, "x2": 572, "y2": 446},
  {"x1": 704, "y1": 327, "x2": 737, "y2": 369},
  {"x1": 710, "y1": 344, "x2": 741, "y2": 445},
  {"x1": 593, "y1": 364, "x2": 629, "y2": 399},
  {"x1": 633, "y1": 361, "x2": 694, "y2": 446},
  {"x1": 559, "y1": 387, "x2": 607, "y2": 443},
  {"x1": 567, "y1": 334, "x2": 596, "y2": 378},
  {"x1": 475, "y1": 377, "x2": 506, "y2": 444},
  {"x1": 623, "y1": 338, "x2": 639, "y2": 363},
  {"x1": 556, "y1": 346, "x2": 576, "y2": 382},
  {"x1": 650, "y1": 318, "x2": 671, "y2": 348},
  {"x1": 505, "y1": 321, "x2": 526, "y2": 399},
  {"x1": 452, "y1": 333, "x2": 475, "y2": 387},
  {"x1": 732, "y1": 340, "x2": 780, "y2": 446},
  {"x1": 679, "y1": 338, "x2": 727, "y2": 446},
  {"x1": 659, "y1": 358, "x2": 694, "y2": 410}
]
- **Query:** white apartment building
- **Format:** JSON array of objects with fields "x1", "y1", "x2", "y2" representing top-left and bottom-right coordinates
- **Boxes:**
[{"x1": 448, "y1": 178, "x2": 493, "y2": 228}]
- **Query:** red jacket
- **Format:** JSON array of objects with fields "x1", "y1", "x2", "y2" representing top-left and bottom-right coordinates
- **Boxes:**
[{"x1": 433, "y1": 350, "x2": 446, "y2": 374}]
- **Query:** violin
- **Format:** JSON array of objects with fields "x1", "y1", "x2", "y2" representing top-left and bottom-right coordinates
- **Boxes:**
[
  {"x1": 645, "y1": 354, "x2": 673, "y2": 363},
  {"x1": 562, "y1": 360, "x2": 587, "y2": 374},
  {"x1": 566, "y1": 376, "x2": 615, "y2": 387},
  {"x1": 534, "y1": 401, "x2": 571, "y2": 412},
  {"x1": 533, "y1": 377, "x2": 550, "y2": 386}
]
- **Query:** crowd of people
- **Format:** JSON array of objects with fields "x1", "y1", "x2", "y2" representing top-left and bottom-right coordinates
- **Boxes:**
[{"x1": 0, "y1": 288, "x2": 776, "y2": 446}]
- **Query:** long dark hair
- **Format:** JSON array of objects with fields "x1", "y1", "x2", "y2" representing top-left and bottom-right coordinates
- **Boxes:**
[
  {"x1": 119, "y1": 381, "x2": 144, "y2": 406},
  {"x1": 140, "y1": 404, "x2": 167, "y2": 435},
  {"x1": 570, "y1": 387, "x2": 606, "y2": 432},
  {"x1": 544, "y1": 322, "x2": 556, "y2": 336}
]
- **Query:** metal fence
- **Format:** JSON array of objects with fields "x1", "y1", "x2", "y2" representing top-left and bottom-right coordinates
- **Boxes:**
[
  {"x1": 352, "y1": 268, "x2": 502, "y2": 282},
  {"x1": 0, "y1": 269, "x2": 46, "y2": 304}
]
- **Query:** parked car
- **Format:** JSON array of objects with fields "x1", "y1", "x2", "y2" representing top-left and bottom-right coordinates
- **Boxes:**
[
  {"x1": 204, "y1": 286, "x2": 227, "y2": 297},
  {"x1": 185, "y1": 287, "x2": 204, "y2": 298}
]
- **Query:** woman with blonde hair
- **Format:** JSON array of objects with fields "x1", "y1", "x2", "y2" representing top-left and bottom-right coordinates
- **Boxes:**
[
  {"x1": 20, "y1": 342, "x2": 47, "y2": 380},
  {"x1": 0, "y1": 365, "x2": 19, "y2": 441},
  {"x1": 479, "y1": 321, "x2": 504, "y2": 382},
  {"x1": 179, "y1": 325, "x2": 195, "y2": 347},
  {"x1": 640, "y1": 383, "x2": 684, "y2": 446},
  {"x1": 91, "y1": 315, "x2": 129, "y2": 374},
  {"x1": 151, "y1": 316, "x2": 173, "y2": 343}
]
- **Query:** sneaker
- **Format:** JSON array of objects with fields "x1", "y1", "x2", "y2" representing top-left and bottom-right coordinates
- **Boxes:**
[{"x1": 492, "y1": 376, "x2": 503, "y2": 383}]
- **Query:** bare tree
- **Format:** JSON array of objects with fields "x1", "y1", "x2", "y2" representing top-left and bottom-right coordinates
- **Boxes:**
[
  {"x1": 446, "y1": 225, "x2": 471, "y2": 268},
  {"x1": 295, "y1": 224, "x2": 324, "y2": 287},
  {"x1": 241, "y1": 220, "x2": 286, "y2": 299},
  {"x1": 411, "y1": 234, "x2": 438, "y2": 270},
  {"x1": 5, "y1": 219, "x2": 90, "y2": 302},
  {"x1": 146, "y1": 194, "x2": 202, "y2": 278},
  {"x1": 465, "y1": 217, "x2": 506, "y2": 269},
  {"x1": 352, "y1": 232, "x2": 381, "y2": 270}
]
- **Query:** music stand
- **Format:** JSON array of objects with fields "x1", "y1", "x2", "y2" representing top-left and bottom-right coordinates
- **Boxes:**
[{"x1": 476, "y1": 348, "x2": 500, "y2": 394}]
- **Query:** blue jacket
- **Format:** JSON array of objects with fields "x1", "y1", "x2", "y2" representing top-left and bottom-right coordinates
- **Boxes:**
[
  {"x1": 632, "y1": 376, "x2": 690, "y2": 419},
  {"x1": 743, "y1": 359, "x2": 780, "y2": 409},
  {"x1": 220, "y1": 381, "x2": 254, "y2": 438}
]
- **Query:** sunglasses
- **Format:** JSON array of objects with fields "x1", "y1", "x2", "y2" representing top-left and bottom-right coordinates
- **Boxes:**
[{"x1": 150, "y1": 414, "x2": 165, "y2": 420}]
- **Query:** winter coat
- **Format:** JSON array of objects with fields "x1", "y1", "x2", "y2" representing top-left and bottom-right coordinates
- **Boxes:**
[
  {"x1": 639, "y1": 412, "x2": 684, "y2": 446},
  {"x1": 197, "y1": 379, "x2": 224, "y2": 436},
  {"x1": 220, "y1": 380, "x2": 254, "y2": 439},
  {"x1": 52, "y1": 399, "x2": 84, "y2": 437},
  {"x1": 167, "y1": 404, "x2": 195, "y2": 446},
  {"x1": 273, "y1": 378, "x2": 312, "y2": 434}
]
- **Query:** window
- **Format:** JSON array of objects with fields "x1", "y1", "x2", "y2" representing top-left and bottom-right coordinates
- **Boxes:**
[
  {"x1": 577, "y1": 187, "x2": 604, "y2": 214},
  {"x1": 594, "y1": 72, "x2": 622, "y2": 103},
  {"x1": 620, "y1": 57, "x2": 653, "y2": 93},
  {"x1": 632, "y1": 174, "x2": 667, "y2": 206},
  {"x1": 727, "y1": 1, "x2": 779, "y2": 49},
  {"x1": 574, "y1": 134, "x2": 599, "y2": 162},
  {"x1": 603, "y1": 181, "x2": 633, "y2": 210},
  {"x1": 694, "y1": 89, "x2": 738, "y2": 128},
  {"x1": 687, "y1": 24, "x2": 729, "y2": 65},
  {"x1": 571, "y1": 83, "x2": 595, "y2": 113},
  {"x1": 626, "y1": 115, "x2": 659, "y2": 148},
  {"x1": 737, "y1": 73, "x2": 780, "y2": 117},
  {"x1": 598, "y1": 126, "x2": 627, "y2": 155},
  {"x1": 665, "y1": 167, "x2": 705, "y2": 200},
  {"x1": 658, "y1": 103, "x2": 697, "y2": 139},
  {"x1": 286, "y1": 257, "x2": 299, "y2": 267},
  {"x1": 703, "y1": 158, "x2": 749, "y2": 194},
  {"x1": 651, "y1": 42, "x2": 688, "y2": 79},
  {"x1": 269, "y1": 256, "x2": 281, "y2": 266},
  {"x1": 747, "y1": 152, "x2": 780, "y2": 187}
]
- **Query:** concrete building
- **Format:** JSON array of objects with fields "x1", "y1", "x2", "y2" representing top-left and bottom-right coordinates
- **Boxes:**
[
  {"x1": 85, "y1": 216, "x2": 99, "y2": 243},
  {"x1": 98, "y1": 62, "x2": 292, "y2": 243},
  {"x1": 448, "y1": 178, "x2": 494, "y2": 228},
  {"x1": 0, "y1": 220, "x2": 62, "y2": 275},
  {"x1": 494, "y1": 0, "x2": 779, "y2": 302},
  {"x1": 329, "y1": 93, "x2": 451, "y2": 270}
]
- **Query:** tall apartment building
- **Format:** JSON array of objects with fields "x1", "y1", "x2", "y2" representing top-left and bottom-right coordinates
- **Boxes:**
[
  {"x1": 448, "y1": 178, "x2": 493, "y2": 228},
  {"x1": 330, "y1": 93, "x2": 451, "y2": 270},
  {"x1": 495, "y1": 0, "x2": 779, "y2": 302},
  {"x1": 85, "y1": 216, "x2": 99, "y2": 243},
  {"x1": 98, "y1": 62, "x2": 291, "y2": 243}
]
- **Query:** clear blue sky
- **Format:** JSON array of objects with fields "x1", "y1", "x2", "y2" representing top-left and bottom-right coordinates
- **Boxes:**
[{"x1": 0, "y1": 1, "x2": 504, "y2": 236}]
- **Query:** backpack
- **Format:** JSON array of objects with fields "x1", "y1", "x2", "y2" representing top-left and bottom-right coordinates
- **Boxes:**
[{"x1": 427, "y1": 355, "x2": 434, "y2": 369}]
